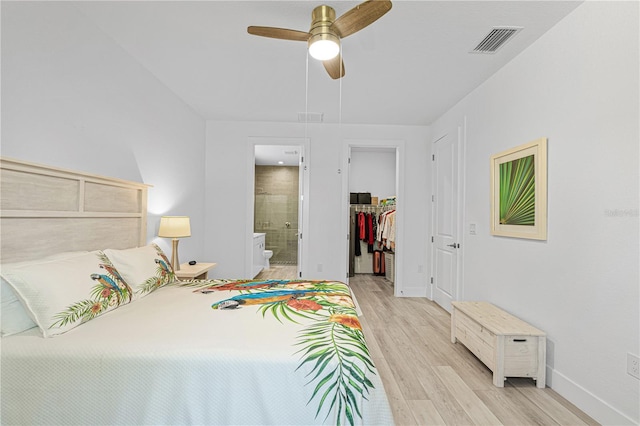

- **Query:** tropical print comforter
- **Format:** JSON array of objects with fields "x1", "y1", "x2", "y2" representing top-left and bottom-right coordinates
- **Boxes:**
[{"x1": 1, "y1": 279, "x2": 394, "y2": 426}]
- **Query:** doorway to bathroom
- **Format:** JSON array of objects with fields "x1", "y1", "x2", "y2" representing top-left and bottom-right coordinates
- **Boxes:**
[{"x1": 248, "y1": 138, "x2": 309, "y2": 280}]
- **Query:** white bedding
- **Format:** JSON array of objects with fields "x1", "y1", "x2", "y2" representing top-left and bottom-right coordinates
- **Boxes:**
[{"x1": 1, "y1": 279, "x2": 394, "y2": 425}]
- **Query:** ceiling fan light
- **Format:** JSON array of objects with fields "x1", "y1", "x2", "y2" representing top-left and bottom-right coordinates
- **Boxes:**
[{"x1": 308, "y1": 34, "x2": 340, "y2": 61}]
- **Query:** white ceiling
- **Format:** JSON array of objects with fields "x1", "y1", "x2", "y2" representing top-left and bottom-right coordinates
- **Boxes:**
[
  {"x1": 255, "y1": 145, "x2": 302, "y2": 165},
  {"x1": 74, "y1": 0, "x2": 582, "y2": 127}
]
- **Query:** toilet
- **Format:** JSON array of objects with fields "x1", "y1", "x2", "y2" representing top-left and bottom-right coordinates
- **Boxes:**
[{"x1": 263, "y1": 250, "x2": 273, "y2": 269}]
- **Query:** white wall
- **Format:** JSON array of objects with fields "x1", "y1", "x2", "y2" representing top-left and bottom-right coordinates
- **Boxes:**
[
  {"x1": 204, "y1": 121, "x2": 430, "y2": 296},
  {"x1": 1, "y1": 2, "x2": 207, "y2": 261},
  {"x1": 349, "y1": 149, "x2": 396, "y2": 201},
  {"x1": 431, "y1": 2, "x2": 639, "y2": 424}
]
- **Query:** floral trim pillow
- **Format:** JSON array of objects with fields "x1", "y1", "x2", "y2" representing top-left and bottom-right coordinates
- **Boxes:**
[
  {"x1": 1, "y1": 251, "x2": 131, "y2": 337},
  {"x1": 103, "y1": 244, "x2": 175, "y2": 298}
]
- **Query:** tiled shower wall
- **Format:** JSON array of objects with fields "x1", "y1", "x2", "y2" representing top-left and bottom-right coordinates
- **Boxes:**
[{"x1": 254, "y1": 166, "x2": 299, "y2": 264}]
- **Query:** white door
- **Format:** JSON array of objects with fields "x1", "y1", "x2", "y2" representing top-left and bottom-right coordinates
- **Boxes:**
[{"x1": 432, "y1": 130, "x2": 461, "y2": 311}]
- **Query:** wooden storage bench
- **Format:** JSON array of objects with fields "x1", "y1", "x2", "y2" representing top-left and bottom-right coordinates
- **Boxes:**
[{"x1": 451, "y1": 301, "x2": 546, "y2": 388}]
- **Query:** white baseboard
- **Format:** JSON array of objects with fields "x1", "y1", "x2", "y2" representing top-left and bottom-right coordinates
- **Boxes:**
[{"x1": 547, "y1": 367, "x2": 638, "y2": 425}]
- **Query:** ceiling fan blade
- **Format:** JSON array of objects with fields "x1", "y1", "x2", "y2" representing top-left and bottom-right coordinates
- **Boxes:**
[
  {"x1": 323, "y1": 54, "x2": 345, "y2": 79},
  {"x1": 247, "y1": 26, "x2": 310, "y2": 42},
  {"x1": 331, "y1": 0, "x2": 392, "y2": 38}
]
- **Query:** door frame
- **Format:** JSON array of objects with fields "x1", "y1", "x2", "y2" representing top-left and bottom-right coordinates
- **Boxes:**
[
  {"x1": 341, "y1": 138, "x2": 406, "y2": 296},
  {"x1": 246, "y1": 137, "x2": 310, "y2": 279},
  {"x1": 429, "y1": 120, "x2": 466, "y2": 308}
]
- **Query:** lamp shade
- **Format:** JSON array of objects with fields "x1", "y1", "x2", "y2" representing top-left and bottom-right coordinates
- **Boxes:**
[{"x1": 158, "y1": 216, "x2": 191, "y2": 238}]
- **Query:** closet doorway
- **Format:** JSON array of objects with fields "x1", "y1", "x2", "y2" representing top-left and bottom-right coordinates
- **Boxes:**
[
  {"x1": 342, "y1": 140, "x2": 405, "y2": 296},
  {"x1": 247, "y1": 138, "x2": 309, "y2": 280}
]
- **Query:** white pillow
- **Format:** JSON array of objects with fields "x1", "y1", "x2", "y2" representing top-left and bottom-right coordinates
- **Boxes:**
[
  {"x1": 1, "y1": 251, "x2": 132, "y2": 337},
  {"x1": 1, "y1": 279, "x2": 38, "y2": 336},
  {"x1": 1, "y1": 251, "x2": 88, "y2": 337},
  {"x1": 103, "y1": 244, "x2": 175, "y2": 298}
]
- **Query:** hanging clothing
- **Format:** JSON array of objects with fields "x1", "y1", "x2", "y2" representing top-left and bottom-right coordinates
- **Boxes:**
[
  {"x1": 358, "y1": 212, "x2": 366, "y2": 240},
  {"x1": 385, "y1": 210, "x2": 396, "y2": 250},
  {"x1": 350, "y1": 202, "x2": 397, "y2": 276},
  {"x1": 377, "y1": 209, "x2": 396, "y2": 250},
  {"x1": 370, "y1": 214, "x2": 377, "y2": 248},
  {"x1": 354, "y1": 212, "x2": 361, "y2": 257},
  {"x1": 366, "y1": 213, "x2": 374, "y2": 253},
  {"x1": 362, "y1": 213, "x2": 369, "y2": 241}
]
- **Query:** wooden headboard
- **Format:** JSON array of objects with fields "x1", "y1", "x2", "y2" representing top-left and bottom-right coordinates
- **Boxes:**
[{"x1": 0, "y1": 157, "x2": 150, "y2": 264}]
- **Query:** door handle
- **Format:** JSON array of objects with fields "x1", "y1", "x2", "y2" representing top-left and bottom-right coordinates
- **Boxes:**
[{"x1": 447, "y1": 243, "x2": 460, "y2": 249}]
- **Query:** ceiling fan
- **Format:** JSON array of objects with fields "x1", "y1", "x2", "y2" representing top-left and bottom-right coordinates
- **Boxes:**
[{"x1": 247, "y1": 0, "x2": 392, "y2": 79}]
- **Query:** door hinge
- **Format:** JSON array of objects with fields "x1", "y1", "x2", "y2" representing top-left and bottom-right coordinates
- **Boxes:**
[
  {"x1": 299, "y1": 272, "x2": 302, "y2": 278},
  {"x1": 301, "y1": 156, "x2": 304, "y2": 163},
  {"x1": 432, "y1": 195, "x2": 434, "y2": 202},
  {"x1": 431, "y1": 236, "x2": 434, "y2": 243},
  {"x1": 348, "y1": 157, "x2": 351, "y2": 164},
  {"x1": 432, "y1": 154, "x2": 435, "y2": 161},
  {"x1": 430, "y1": 277, "x2": 433, "y2": 284}
]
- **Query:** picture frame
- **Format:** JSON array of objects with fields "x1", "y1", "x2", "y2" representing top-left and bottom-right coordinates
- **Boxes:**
[{"x1": 490, "y1": 137, "x2": 547, "y2": 240}]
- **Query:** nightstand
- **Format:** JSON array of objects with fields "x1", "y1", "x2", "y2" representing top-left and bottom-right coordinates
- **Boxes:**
[{"x1": 174, "y1": 262, "x2": 217, "y2": 280}]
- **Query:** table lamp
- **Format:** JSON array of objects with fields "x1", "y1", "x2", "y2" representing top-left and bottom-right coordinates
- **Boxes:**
[{"x1": 158, "y1": 216, "x2": 191, "y2": 271}]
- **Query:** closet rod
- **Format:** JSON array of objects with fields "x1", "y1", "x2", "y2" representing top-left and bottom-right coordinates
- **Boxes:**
[
  {"x1": 351, "y1": 204, "x2": 392, "y2": 212},
  {"x1": 381, "y1": 204, "x2": 396, "y2": 212}
]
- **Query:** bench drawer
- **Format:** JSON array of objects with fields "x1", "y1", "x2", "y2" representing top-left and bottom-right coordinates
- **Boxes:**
[{"x1": 504, "y1": 336, "x2": 539, "y2": 377}]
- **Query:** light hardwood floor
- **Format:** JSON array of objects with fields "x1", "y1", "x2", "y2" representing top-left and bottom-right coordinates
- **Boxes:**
[
  {"x1": 352, "y1": 274, "x2": 598, "y2": 426},
  {"x1": 254, "y1": 264, "x2": 298, "y2": 280},
  {"x1": 254, "y1": 268, "x2": 598, "y2": 425}
]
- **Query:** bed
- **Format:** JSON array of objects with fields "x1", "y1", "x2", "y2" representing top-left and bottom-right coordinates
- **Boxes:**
[{"x1": 0, "y1": 157, "x2": 394, "y2": 425}]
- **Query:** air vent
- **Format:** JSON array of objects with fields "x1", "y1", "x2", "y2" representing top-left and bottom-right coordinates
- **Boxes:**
[
  {"x1": 298, "y1": 112, "x2": 324, "y2": 123},
  {"x1": 471, "y1": 27, "x2": 523, "y2": 54}
]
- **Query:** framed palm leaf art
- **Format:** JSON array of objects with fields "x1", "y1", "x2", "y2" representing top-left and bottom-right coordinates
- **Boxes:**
[{"x1": 490, "y1": 137, "x2": 547, "y2": 240}]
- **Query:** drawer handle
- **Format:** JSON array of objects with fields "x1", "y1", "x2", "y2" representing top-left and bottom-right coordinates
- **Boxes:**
[{"x1": 513, "y1": 338, "x2": 527, "y2": 342}]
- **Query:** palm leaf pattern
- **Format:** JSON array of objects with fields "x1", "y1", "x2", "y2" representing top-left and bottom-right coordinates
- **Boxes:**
[
  {"x1": 138, "y1": 276, "x2": 161, "y2": 295},
  {"x1": 185, "y1": 279, "x2": 377, "y2": 426},
  {"x1": 50, "y1": 299, "x2": 106, "y2": 328},
  {"x1": 137, "y1": 244, "x2": 176, "y2": 295},
  {"x1": 51, "y1": 253, "x2": 130, "y2": 329},
  {"x1": 499, "y1": 154, "x2": 535, "y2": 225},
  {"x1": 295, "y1": 307, "x2": 375, "y2": 426},
  {"x1": 258, "y1": 297, "x2": 319, "y2": 323}
]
